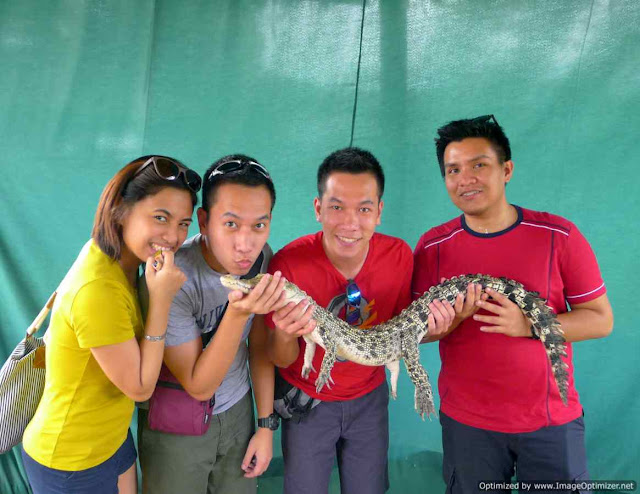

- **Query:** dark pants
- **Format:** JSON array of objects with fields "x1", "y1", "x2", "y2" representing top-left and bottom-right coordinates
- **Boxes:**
[
  {"x1": 22, "y1": 429, "x2": 136, "y2": 494},
  {"x1": 282, "y1": 381, "x2": 390, "y2": 494},
  {"x1": 440, "y1": 412, "x2": 590, "y2": 494}
]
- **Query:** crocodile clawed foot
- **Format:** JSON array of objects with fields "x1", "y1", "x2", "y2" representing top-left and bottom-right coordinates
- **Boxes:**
[
  {"x1": 315, "y1": 372, "x2": 333, "y2": 393},
  {"x1": 414, "y1": 388, "x2": 435, "y2": 420},
  {"x1": 301, "y1": 363, "x2": 316, "y2": 379}
]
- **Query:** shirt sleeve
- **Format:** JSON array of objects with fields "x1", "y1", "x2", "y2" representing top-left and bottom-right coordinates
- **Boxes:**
[
  {"x1": 165, "y1": 285, "x2": 201, "y2": 347},
  {"x1": 412, "y1": 234, "x2": 435, "y2": 301},
  {"x1": 71, "y1": 279, "x2": 137, "y2": 348},
  {"x1": 561, "y1": 224, "x2": 606, "y2": 305}
]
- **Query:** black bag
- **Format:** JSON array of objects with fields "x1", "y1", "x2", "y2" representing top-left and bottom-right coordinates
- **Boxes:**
[{"x1": 273, "y1": 369, "x2": 321, "y2": 422}]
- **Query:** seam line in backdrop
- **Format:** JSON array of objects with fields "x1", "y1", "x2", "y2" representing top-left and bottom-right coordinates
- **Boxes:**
[{"x1": 349, "y1": 0, "x2": 367, "y2": 147}]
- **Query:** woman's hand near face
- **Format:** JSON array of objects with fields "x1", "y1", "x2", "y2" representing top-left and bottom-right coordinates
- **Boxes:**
[{"x1": 144, "y1": 250, "x2": 187, "y2": 304}]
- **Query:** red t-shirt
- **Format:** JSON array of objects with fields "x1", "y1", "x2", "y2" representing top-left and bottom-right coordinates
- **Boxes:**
[
  {"x1": 412, "y1": 206, "x2": 606, "y2": 433},
  {"x1": 267, "y1": 232, "x2": 413, "y2": 401}
]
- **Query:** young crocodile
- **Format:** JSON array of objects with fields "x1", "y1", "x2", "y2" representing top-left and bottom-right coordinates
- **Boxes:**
[{"x1": 221, "y1": 273, "x2": 568, "y2": 418}]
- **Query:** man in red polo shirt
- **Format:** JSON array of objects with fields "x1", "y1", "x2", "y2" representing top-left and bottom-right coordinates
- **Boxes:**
[{"x1": 413, "y1": 115, "x2": 614, "y2": 492}]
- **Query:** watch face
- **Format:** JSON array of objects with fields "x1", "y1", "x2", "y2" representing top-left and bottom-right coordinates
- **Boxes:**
[{"x1": 259, "y1": 413, "x2": 279, "y2": 430}]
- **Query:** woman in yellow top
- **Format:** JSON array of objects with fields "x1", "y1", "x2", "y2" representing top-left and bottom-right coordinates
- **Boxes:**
[{"x1": 22, "y1": 156, "x2": 201, "y2": 494}]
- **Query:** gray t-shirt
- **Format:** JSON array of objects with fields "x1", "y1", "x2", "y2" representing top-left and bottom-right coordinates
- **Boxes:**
[{"x1": 166, "y1": 234, "x2": 271, "y2": 414}]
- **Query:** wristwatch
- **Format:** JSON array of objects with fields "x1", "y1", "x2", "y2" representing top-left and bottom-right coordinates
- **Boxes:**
[{"x1": 257, "y1": 413, "x2": 280, "y2": 431}]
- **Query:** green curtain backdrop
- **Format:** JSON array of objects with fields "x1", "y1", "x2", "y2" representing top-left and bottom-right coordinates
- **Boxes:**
[{"x1": 1, "y1": 1, "x2": 638, "y2": 492}]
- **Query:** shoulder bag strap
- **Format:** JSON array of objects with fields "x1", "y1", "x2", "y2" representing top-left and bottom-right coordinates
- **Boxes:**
[{"x1": 26, "y1": 291, "x2": 57, "y2": 338}]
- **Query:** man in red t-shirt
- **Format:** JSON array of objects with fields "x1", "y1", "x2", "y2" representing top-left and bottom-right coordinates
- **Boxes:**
[
  {"x1": 266, "y1": 148, "x2": 451, "y2": 494},
  {"x1": 413, "y1": 115, "x2": 614, "y2": 492}
]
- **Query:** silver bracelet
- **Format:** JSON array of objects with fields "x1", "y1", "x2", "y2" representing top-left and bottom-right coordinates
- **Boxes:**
[{"x1": 144, "y1": 333, "x2": 166, "y2": 342}]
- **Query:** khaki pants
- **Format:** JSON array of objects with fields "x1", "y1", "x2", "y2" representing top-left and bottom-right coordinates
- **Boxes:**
[{"x1": 138, "y1": 391, "x2": 256, "y2": 494}]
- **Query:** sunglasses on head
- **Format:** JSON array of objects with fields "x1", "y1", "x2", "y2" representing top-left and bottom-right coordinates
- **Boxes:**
[
  {"x1": 345, "y1": 279, "x2": 362, "y2": 326},
  {"x1": 207, "y1": 159, "x2": 272, "y2": 183},
  {"x1": 133, "y1": 156, "x2": 202, "y2": 193},
  {"x1": 471, "y1": 114, "x2": 500, "y2": 127}
]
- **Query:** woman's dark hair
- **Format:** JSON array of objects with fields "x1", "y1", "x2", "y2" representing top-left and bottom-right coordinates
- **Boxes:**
[{"x1": 92, "y1": 155, "x2": 198, "y2": 260}]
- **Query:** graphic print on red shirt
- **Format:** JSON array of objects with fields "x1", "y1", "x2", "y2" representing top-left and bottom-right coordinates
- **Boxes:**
[{"x1": 266, "y1": 232, "x2": 413, "y2": 401}]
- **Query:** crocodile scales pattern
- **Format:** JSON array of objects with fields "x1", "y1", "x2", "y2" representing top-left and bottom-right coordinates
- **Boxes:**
[{"x1": 221, "y1": 273, "x2": 568, "y2": 418}]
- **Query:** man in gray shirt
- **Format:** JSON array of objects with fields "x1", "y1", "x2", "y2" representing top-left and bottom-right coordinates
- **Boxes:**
[{"x1": 138, "y1": 155, "x2": 287, "y2": 494}]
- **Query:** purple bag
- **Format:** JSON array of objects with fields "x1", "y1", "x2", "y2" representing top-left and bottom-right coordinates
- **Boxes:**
[{"x1": 147, "y1": 364, "x2": 215, "y2": 436}]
